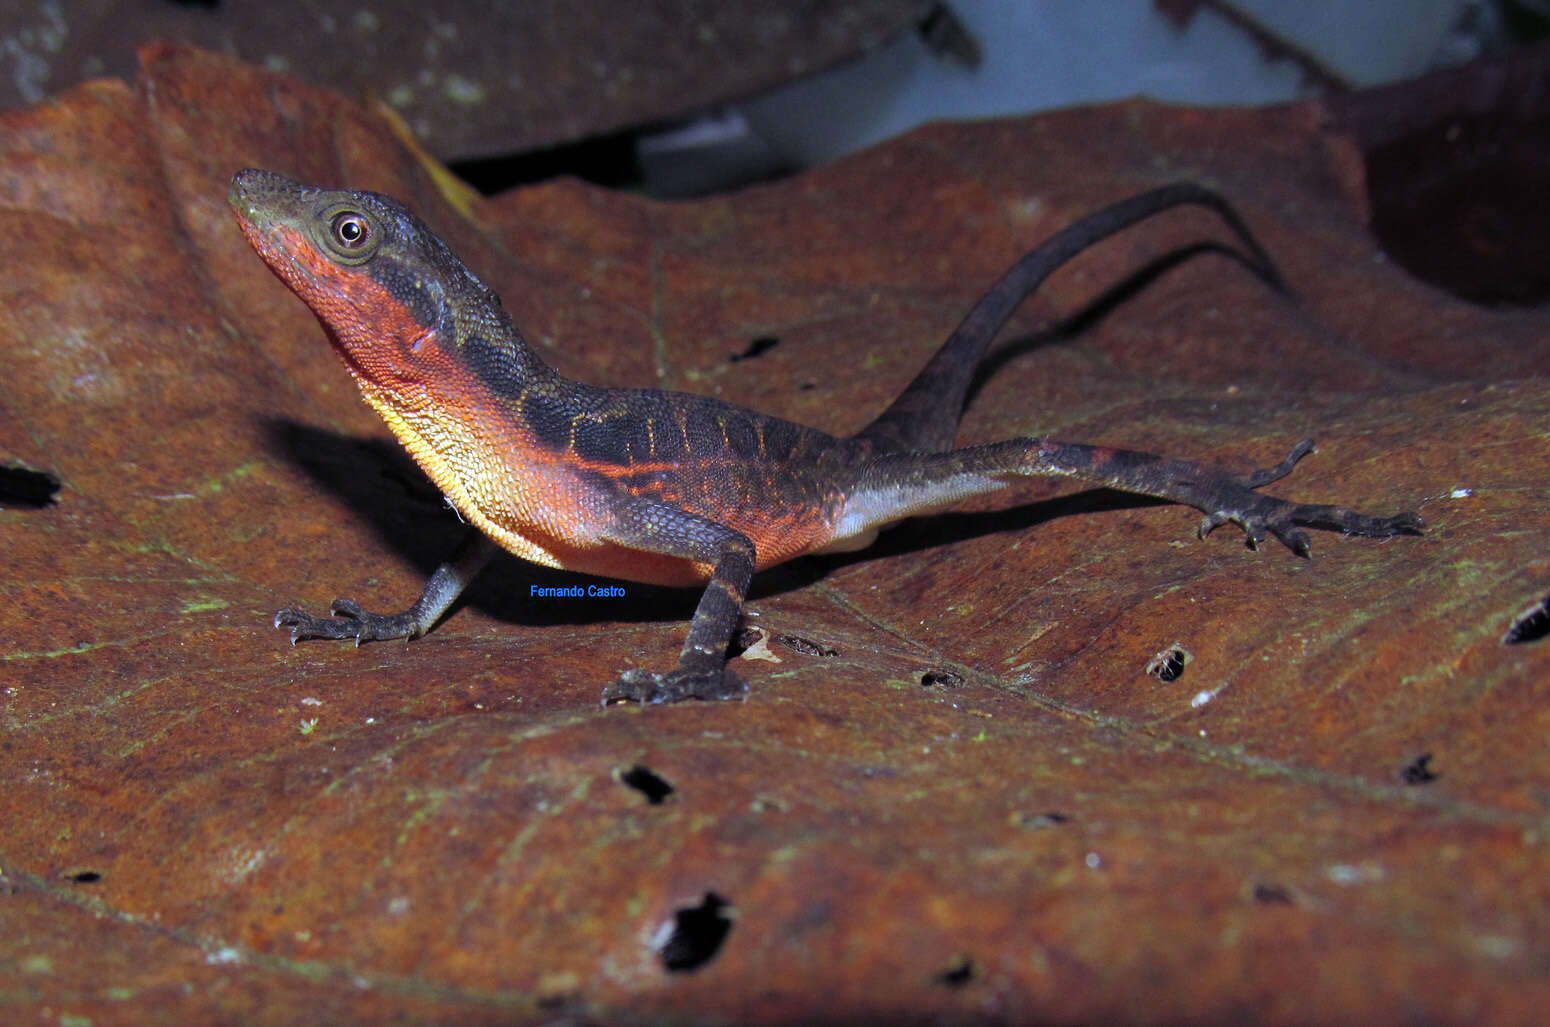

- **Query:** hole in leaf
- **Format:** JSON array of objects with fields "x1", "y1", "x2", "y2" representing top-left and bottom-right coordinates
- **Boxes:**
[
  {"x1": 729, "y1": 335, "x2": 780, "y2": 363},
  {"x1": 775, "y1": 633, "x2": 837, "y2": 658},
  {"x1": 655, "y1": 892, "x2": 734, "y2": 972},
  {"x1": 68, "y1": 870, "x2": 102, "y2": 884},
  {"x1": 1399, "y1": 753, "x2": 1439, "y2": 785},
  {"x1": 920, "y1": 669, "x2": 964, "y2": 688},
  {"x1": 935, "y1": 954, "x2": 976, "y2": 988},
  {"x1": 1145, "y1": 642, "x2": 1192, "y2": 682},
  {"x1": 0, "y1": 464, "x2": 61, "y2": 508},
  {"x1": 1252, "y1": 883, "x2": 1293, "y2": 905},
  {"x1": 619, "y1": 764, "x2": 675, "y2": 805},
  {"x1": 1501, "y1": 593, "x2": 1550, "y2": 644}
]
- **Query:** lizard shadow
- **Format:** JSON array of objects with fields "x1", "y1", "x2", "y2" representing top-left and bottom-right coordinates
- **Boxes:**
[
  {"x1": 261, "y1": 417, "x2": 716, "y2": 627},
  {"x1": 807, "y1": 489, "x2": 1168, "y2": 577},
  {"x1": 963, "y1": 240, "x2": 1282, "y2": 407},
  {"x1": 260, "y1": 418, "x2": 1164, "y2": 627}
]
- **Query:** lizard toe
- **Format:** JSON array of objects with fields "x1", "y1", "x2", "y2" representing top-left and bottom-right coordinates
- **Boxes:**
[{"x1": 275, "y1": 605, "x2": 362, "y2": 643}]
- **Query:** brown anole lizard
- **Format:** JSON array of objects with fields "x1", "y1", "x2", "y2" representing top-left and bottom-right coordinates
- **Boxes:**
[{"x1": 229, "y1": 170, "x2": 1421, "y2": 704}]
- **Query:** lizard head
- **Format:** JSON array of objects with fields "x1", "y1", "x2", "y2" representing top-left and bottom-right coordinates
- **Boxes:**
[{"x1": 228, "y1": 168, "x2": 500, "y2": 389}]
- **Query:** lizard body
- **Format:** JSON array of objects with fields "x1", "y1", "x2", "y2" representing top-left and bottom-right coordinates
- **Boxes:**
[{"x1": 229, "y1": 169, "x2": 1421, "y2": 704}]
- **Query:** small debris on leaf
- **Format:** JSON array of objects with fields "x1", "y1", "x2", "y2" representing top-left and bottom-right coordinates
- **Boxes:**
[{"x1": 775, "y1": 633, "x2": 837, "y2": 658}]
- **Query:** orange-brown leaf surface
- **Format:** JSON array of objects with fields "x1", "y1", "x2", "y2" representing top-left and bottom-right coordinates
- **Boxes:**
[{"x1": 2, "y1": 43, "x2": 1548, "y2": 1025}]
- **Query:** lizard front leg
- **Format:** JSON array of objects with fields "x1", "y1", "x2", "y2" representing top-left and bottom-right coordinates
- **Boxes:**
[
  {"x1": 598, "y1": 500, "x2": 757, "y2": 705},
  {"x1": 276, "y1": 530, "x2": 498, "y2": 643}
]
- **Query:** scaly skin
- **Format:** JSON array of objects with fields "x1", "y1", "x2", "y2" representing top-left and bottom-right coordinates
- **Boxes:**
[{"x1": 229, "y1": 170, "x2": 1422, "y2": 704}]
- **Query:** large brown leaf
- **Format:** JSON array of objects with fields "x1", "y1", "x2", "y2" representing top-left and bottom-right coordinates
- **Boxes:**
[{"x1": 2, "y1": 43, "x2": 1547, "y2": 1024}]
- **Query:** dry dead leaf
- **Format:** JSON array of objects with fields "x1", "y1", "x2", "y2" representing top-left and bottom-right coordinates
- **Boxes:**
[{"x1": 1, "y1": 42, "x2": 1548, "y2": 1024}]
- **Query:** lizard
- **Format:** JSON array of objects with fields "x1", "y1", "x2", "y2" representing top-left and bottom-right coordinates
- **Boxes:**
[{"x1": 228, "y1": 168, "x2": 1422, "y2": 705}]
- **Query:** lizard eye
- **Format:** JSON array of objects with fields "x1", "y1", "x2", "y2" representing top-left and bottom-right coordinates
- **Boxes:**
[
  {"x1": 330, "y1": 212, "x2": 370, "y2": 249},
  {"x1": 319, "y1": 207, "x2": 381, "y2": 264}
]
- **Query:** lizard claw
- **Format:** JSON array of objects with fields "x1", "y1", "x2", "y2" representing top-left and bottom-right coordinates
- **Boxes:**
[
  {"x1": 602, "y1": 667, "x2": 748, "y2": 705},
  {"x1": 1269, "y1": 522, "x2": 1314, "y2": 557},
  {"x1": 1197, "y1": 509, "x2": 1267, "y2": 550}
]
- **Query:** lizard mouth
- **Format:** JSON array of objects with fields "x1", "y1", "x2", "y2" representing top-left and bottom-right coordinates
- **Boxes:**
[
  {"x1": 229, "y1": 169, "x2": 332, "y2": 294},
  {"x1": 232, "y1": 211, "x2": 328, "y2": 295}
]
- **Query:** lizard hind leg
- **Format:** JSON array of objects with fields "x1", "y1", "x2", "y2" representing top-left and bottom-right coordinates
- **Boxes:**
[
  {"x1": 1018, "y1": 436, "x2": 1423, "y2": 556},
  {"x1": 847, "y1": 436, "x2": 1422, "y2": 558}
]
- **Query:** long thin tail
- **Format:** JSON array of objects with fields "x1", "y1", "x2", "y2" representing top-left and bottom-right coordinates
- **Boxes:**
[{"x1": 851, "y1": 184, "x2": 1284, "y2": 453}]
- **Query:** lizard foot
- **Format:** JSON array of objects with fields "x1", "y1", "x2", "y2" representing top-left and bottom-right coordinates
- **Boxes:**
[
  {"x1": 1195, "y1": 441, "x2": 1424, "y2": 556},
  {"x1": 602, "y1": 666, "x2": 748, "y2": 705},
  {"x1": 275, "y1": 600, "x2": 422, "y2": 645},
  {"x1": 1198, "y1": 502, "x2": 1424, "y2": 556}
]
